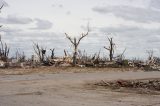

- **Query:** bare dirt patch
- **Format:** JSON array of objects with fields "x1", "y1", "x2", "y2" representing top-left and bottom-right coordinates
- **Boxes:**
[
  {"x1": 15, "y1": 91, "x2": 43, "y2": 96},
  {"x1": 0, "y1": 67, "x2": 139, "y2": 75},
  {"x1": 0, "y1": 70, "x2": 160, "y2": 106}
]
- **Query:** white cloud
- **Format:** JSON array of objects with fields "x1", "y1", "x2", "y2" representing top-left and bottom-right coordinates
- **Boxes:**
[
  {"x1": 0, "y1": 15, "x2": 33, "y2": 24},
  {"x1": 0, "y1": 26, "x2": 22, "y2": 32},
  {"x1": 92, "y1": 5, "x2": 160, "y2": 23},
  {"x1": 150, "y1": 0, "x2": 160, "y2": 9},
  {"x1": 30, "y1": 19, "x2": 53, "y2": 30}
]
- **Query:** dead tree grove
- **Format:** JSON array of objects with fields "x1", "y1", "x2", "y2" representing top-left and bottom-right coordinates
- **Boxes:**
[
  {"x1": 65, "y1": 25, "x2": 89, "y2": 66},
  {"x1": 33, "y1": 42, "x2": 46, "y2": 63},
  {"x1": 0, "y1": 4, "x2": 9, "y2": 62},
  {"x1": 15, "y1": 49, "x2": 26, "y2": 62},
  {"x1": 104, "y1": 37, "x2": 115, "y2": 62},
  {"x1": 0, "y1": 36, "x2": 10, "y2": 62}
]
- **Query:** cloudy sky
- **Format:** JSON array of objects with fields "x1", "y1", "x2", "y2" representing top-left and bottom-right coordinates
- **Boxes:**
[{"x1": 0, "y1": 0, "x2": 160, "y2": 59}]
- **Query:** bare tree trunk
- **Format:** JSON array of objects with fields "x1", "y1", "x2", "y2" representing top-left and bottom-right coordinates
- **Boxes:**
[
  {"x1": 109, "y1": 38, "x2": 113, "y2": 61},
  {"x1": 50, "y1": 49, "x2": 55, "y2": 59},
  {"x1": 73, "y1": 44, "x2": 78, "y2": 66},
  {"x1": 64, "y1": 49, "x2": 67, "y2": 57},
  {"x1": 104, "y1": 37, "x2": 115, "y2": 62}
]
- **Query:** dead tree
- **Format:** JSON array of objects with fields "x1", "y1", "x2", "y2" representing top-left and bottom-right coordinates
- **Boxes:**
[
  {"x1": 0, "y1": 4, "x2": 4, "y2": 28},
  {"x1": 0, "y1": 4, "x2": 9, "y2": 62},
  {"x1": 104, "y1": 37, "x2": 115, "y2": 62},
  {"x1": 116, "y1": 48, "x2": 126, "y2": 61},
  {"x1": 15, "y1": 49, "x2": 26, "y2": 62},
  {"x1": 146, "y1": 50, "x2": 154, "y2": 61},
  {"x1": 33, "y1": 42, "x2": 46, "y2": 62},
  {"x1": 146, "y1": 50, "x2": 155, "y2": 65},
  {"x1": 64, "y1": 49, "x2": 67, "y2": 57},
  {"x1": 65, "y1": 25, "x2": 89, "y2": 66},
  {"x1": 50, "y1": 48, "x2": 55, "y2": 59},
  {"x1": 93, "y1": 50, "x2": 101, "y2": 65},
  {"x1": 0, "y1": 36, "x2": 10, "y2": 62},
  {"x1": 0, "y1": 4, "x2": 3, "y2": 10}
]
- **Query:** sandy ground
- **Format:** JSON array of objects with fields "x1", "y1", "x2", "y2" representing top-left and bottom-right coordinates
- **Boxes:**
[{"x1": 0, "y1": 69, "x2": 160, "y2": 106}]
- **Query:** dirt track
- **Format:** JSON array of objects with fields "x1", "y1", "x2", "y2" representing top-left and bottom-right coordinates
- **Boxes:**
[{"x1": 0, "y1": 70, "x2": 160, "y2": 106}]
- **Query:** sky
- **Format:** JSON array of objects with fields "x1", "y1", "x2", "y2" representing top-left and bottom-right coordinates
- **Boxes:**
[{"x1": 0, "y1": 0, "x2": 160, "y2": 59}]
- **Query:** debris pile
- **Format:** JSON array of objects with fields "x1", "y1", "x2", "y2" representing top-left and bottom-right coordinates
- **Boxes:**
[{"x1": 95, "y1": 79, "x2": 160, "y2": 91}]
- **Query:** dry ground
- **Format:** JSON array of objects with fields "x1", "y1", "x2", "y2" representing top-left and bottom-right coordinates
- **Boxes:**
[
  {"x1": 0, "y1": 67, "x2": 139, "y2": 75},
  {"x1": 0, "y1": 67, "x2": 160, "y2": 106}
]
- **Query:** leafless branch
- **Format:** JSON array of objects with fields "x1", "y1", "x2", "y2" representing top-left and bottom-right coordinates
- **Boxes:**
[
  {"x1": 0, "y1": 4, "x2": 4, "y2": 28},
  {"x1": 65, "y1": 33, "x2": 74, "y2": 44},
  {"x1": 0, "y1": 4, "x2": 4, "y2": 10},
  {"x1": 104, "y1": 46, "x2": 110, "y2": 51},
  {"x1": 77, "y1": 24, "x2": 90, "y2": 45}
]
